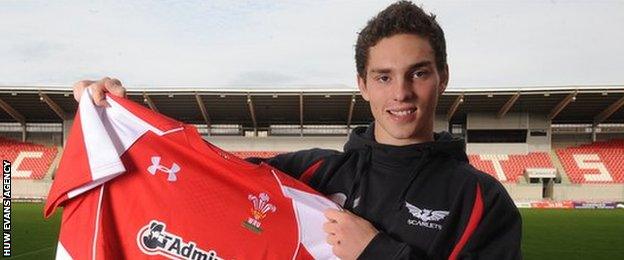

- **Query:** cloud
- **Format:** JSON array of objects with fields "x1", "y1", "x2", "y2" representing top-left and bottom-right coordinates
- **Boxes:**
[
  {"x1": 229, "y1": 70, "x2": 298, "y2": 86},
  {"x1": 0, "y1": 0, "x2": 622, "y2": 89}
]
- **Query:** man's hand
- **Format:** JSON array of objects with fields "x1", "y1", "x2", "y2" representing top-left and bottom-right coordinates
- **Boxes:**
[
  {"x1": 323, "y1": 209, "x2": 379, "y2": 260},
  {"x1": 73, "y1": 77, "x2": 126, "y2": 106}
]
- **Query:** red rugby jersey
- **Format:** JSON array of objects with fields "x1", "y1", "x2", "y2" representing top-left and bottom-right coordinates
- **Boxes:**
[{"x1": 44, "y1": 89, "x2": 339, "y2": 259}]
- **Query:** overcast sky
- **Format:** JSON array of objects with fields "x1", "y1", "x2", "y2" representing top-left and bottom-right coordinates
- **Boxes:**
[{"x1": 1, "y1": 0, "x2": 623, "y2": 90}]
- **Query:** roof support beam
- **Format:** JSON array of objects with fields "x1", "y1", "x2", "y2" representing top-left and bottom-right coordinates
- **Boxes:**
[
  {"x1": 594, "y1": 95, "x2": 624, "y2": 125},
  {"x1": 142, "y1": 92, "x2": 159, "y2": 112},
  {"x1": 497, "y1": 92, "x2": 520, "y2": 118},
  {"x1": 194, "y1": 93, "x2": 211, "y2": 135},
  {"x1": 548, "y1": 91, "x2": 576, "y2": 120},
  {"x1": 247, "y1": 94, "x2": 257, "y2": 136},
  {"x1": 0, "y1": 97, "x2": 26, "y2": 125},
  {"x1": 299, "y1": 92, "x2": 304, "y2": 136},
  {"x1": 21, "y1": 124, "x2": 27, "y2": 142},
  {"x1": 346, "y1": 92, "x2": 356, "y2": 131},
  {"x1": 39, "y1": 92, "x2": 68, "y2": 121},
  {"x1": 447, "y1": 94, "x2": 464, "y2": 120}
]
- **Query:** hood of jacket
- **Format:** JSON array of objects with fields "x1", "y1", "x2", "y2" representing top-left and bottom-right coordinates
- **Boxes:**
[
  {"x1": 343, "y1": 122, "x2": 468, "y2": 166},
  {"x1": 334, "y1": 122, "x2": 469, "y2": 212}
]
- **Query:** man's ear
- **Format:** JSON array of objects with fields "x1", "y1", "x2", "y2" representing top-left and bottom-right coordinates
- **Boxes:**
[
  {"x1": 357, "y1": 75, "x2": 370, "y2": 101},
  {"x1": 439, "y1": 64, "x2": 449, "y2": 94}
]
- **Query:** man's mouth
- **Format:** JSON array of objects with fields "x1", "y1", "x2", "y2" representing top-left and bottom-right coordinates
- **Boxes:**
[{"x1": 386, "y1": 108, "x2": 416, "y2": 116}]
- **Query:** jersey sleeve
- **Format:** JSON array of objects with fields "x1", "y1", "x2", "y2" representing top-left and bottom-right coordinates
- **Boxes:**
[{"x1": 44, "y1": 89, "x2": 183, "y2": 218}]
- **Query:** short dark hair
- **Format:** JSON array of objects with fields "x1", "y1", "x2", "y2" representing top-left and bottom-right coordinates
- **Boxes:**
[{"x1": 355, "y1": 1, "x2": 447, "y2": 78}]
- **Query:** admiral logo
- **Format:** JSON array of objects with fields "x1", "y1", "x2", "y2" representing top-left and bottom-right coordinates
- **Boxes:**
[
  {"x1": 137, "y1": 220, "x2": 222, "y2": 260},
  {"x1": 147, "y1": 156, "x2": 180, "y2": 182},
  {"x1": 242, "y1": 192, "x2": 276, "y2": 233},
  {"x1": 405, "y1": 202, "x2": 449, "y2": 231}
]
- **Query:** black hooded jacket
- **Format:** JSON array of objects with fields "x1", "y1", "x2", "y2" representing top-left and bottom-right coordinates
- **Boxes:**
[{"x1": 248, "y1": 124, "x2": 522, "y2": 259}]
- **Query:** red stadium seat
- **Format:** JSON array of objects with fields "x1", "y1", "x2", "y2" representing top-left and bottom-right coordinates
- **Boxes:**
[
  {"x1": 468, "y1": 152, "x2": 554, "y2": 183},
  {"x1": 556, "y1": 139, "x2": 624, "y2": 184},
  {"x1": 0, "y1": 137, "x2": 58, "y2": 180}
]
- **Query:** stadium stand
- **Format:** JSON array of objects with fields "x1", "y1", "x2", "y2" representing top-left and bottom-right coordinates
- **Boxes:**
[
  {"x1": 556, "y1": 139, "x2": 624, "y2": 183},
  {"x1": 232, "y1": 150, "x2": 558, "y2": 184},
  {"x1": 1, "y1": 86, "x2": 623, "y2": 202},
  {"x1": 468, "y1": 152, "x2": 555, "y2": 183},
  {"x1": 0, "y1": 137, "x2": 58, "y2": 180}
]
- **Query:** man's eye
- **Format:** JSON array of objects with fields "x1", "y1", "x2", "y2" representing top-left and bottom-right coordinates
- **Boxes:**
[
  {"x1": 413, "y1": 70, "x2": 428, "y2": 79},
  {"x1": 377, "y1": 75, "x2": 390, "y2": 83}
]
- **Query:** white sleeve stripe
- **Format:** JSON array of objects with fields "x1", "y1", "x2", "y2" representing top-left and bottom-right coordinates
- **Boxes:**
[{"x1": 91, "y1": 184, "x2": 105, "y2": 260}]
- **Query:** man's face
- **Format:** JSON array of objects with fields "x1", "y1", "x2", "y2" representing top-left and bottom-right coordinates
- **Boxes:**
[{"x1": 357, "y1": 33, "x2": 448, "y2": 145}]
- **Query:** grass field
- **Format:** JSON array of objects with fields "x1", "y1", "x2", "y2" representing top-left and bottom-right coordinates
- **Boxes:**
[
  {"x1": 7, "y1": 203, "x2": 624, "y2": 259},
  {"x1": 9, "y1": 203, "x2": 62, "y2": 259}
]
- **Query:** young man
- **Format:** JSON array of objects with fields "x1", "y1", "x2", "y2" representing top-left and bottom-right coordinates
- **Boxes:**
[{"x1": 74, "y1": 1, "x2": 521, "y2": 259}]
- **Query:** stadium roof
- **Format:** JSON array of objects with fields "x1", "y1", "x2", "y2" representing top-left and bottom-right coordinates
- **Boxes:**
[{"x1": 0, "y1": 85, "x2": 623, "y2": 128}]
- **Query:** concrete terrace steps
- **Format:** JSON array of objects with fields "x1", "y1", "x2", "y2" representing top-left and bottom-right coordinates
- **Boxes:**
[{"x1": 549, "y1": 150, "x2": 571, "y2": 184}]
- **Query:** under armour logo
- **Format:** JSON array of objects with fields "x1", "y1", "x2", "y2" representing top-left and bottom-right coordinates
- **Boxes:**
[{"x1": 147, "y1": 156, "x2": 180, "y2": 182}]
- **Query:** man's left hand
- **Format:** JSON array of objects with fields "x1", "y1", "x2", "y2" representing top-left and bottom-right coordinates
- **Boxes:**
[{"x1": 323, "y1": 209, "x2": 379, "y2": 260}]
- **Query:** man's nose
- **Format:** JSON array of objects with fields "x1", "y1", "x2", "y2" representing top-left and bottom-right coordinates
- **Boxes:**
[{"x1": 392, "y1": 79, "x2": 415, "y2": 101}]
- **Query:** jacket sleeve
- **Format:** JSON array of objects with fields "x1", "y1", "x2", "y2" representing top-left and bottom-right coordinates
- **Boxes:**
[
  {"x1": 358, "y1": 232, "x2": 429, "y2": 260},
  {"x1": 454, "y1": 181, "x2": 522, "y2": 260},
  {"x1": 245, "y1": 148, "x2": 338, "y2": 180}
]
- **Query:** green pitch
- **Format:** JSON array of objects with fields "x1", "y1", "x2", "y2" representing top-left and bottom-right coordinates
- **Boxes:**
[
  {"x1": 7, "y1": 203, "x2": 624, "y2": 259},
  {"x1": 9, "y1": 203, "x2": 62, "y2": 259},
  {"x1": 521, "y1": 208, "x2": 624, "y2": 259}
]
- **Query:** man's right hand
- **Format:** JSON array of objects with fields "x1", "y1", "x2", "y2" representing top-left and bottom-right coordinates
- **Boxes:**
[{"x1": 73, "y1": 77, "x2": 126, "y2": 107}]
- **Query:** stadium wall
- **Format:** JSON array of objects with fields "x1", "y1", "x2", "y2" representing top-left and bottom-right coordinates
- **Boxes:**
[
  {"x1": 207, "y1": 136, "x2": 348, "y2": 152},
  {"x1": 503, "y1": 184, "x2": 624, "y2": 202},
  {"x1": 12, "y1": 180, "x2": 51, "y2": 200},
  {"x1": 0, "y1": 132, "x2": 22, "y2": 142},
  {"x1": 552, "y1": 133, "x2": 624, "y2": 148},
  {"x1": 465, "y1": 113, "x2": 551, "y2": 154},
  {"x1": 26, "y1": 132, "x2": 62, "y2": 146},
  {"x1": 467, "y1": 112, "x2": 531, "y2": 130},
  {"x1": 467, "y1": 143, "x2": 530, "y2": 155},
  {"x1": 502, "y1": 184, "x2": 543, "y2": 201},
  {"x1": 526, "y1": 114, "x2": 551, "y2": 152},
  {"x1": 551, "y1": 134, "x2": 593, "y2": 148},
  {"x1": 552, "y1": 184, "x2": 624, "y2": 201},
  {"x1": 0, "y1": 132, "x2": 62, "y2": 146}
]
